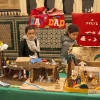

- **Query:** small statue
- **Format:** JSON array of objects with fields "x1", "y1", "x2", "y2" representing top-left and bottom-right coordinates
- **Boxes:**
[
  {"x1": 78, "y1": 61, "x2": 87, "y2": 66},
  {"x1": 55, "y1": 79, "x2": 60, "y2": 89},
  {"x1": 52, "y1": 59, "x2": 56, "y2": 65},
  {"x1": 23, "y1": 69, "x2": 27, "y2": 79},
  {"x1": 88, "y1": 73, "x2": 93, "y2": 81},
  {"x1": 13, "y1": 74, "x2": 18, "y2": 79},
  {"x1": 81, "y1": 73, "x2": 85, "y2": 82},
  {"x1": 76, "y1": 74, "x2": 81, "y2": 84},
  {"x1": 47, "y1": 75, "x2": 52, "y2": 83},
  {"x1": 91, "y1": 75, "x2": 98, "y2": 86},
  {"x1": 67, "y1": 77, "x2": 74, "y2": 87},
  {"x1": 38, "y1": 75, "x2": 41, "y2": 82},
  {"x1": 40, "y1": 76, "x2": 44, "y2": 82},
  {"x1": 84, "y1": 70, "x2": 87, "y2": 76},
  {"x1": 18, "y1": 70, "x2": 22, "y2": 79},
  {"x1": 38, "y1": 75, "x2": 44, "y2": 82}
]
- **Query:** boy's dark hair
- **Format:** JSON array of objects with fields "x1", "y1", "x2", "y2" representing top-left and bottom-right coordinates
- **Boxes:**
[
  {"x1": 67, "y1": 24, "x2": 80, "y2": 33},
  {"x1": 25, "y1": 25, "x2": 35, "y2": 33}
]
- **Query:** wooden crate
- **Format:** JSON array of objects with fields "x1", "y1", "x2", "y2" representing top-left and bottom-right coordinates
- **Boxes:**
[{"x1": 16, "y1": 57, "x2": 31, "y2": 69}]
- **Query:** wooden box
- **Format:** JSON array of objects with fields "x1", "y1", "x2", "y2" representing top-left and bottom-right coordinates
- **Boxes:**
[{"x1": 16, "y1": 57, "x2": 31, "y2": 69}]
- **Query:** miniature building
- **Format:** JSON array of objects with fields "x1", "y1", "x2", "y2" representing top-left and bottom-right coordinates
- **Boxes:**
[
  {"x1": 3, "y1": 57, "x2": 31, "y2": 79},
  {"x1": 74, "y1": 66, "x2": 100, "y2": 83},
  {"x1": 29, "y1": 62, "x2": 59, "y2": 83},
  {"x1": 3, "y1": 66, "x2": 23, "y2": 78}
]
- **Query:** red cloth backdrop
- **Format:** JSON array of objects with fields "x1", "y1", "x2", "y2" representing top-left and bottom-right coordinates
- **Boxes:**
[
  {"x1": 72, "y1": 13, "x2": 100, "y2": 46},
  {"x1": 28, "y1": 7, "x2": 66, "y2": 29}
]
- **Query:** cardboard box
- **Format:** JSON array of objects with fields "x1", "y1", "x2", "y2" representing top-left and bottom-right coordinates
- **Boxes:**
[{"x1": 16, "y1": 57, "x2": 31, "y2": 69}]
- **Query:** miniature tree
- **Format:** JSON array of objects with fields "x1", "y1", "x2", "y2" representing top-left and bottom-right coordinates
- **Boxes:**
[
  {"x1": 65, "y1": 54, "x2": 76, "y2": 79},
  {"x1": 94, "y1": 54, "x2": 100, "y2": 61}
]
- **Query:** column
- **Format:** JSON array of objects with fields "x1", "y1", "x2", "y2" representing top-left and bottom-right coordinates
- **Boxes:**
[
  {"x1": 20, "y1": 0, "x2": 28, "y2": 16},
  {"x1": 93, "y1": 0, "x2": 100, "y2": 12},
  {"x1": 73, "y1": 0, "x2": 82, "y2": 13},
  {"x1": 36, "y1": 0, "x2": 44, "y2": 8},
  {"x1": 54, "y1": 0, "x2": 63, "y2": 10}
]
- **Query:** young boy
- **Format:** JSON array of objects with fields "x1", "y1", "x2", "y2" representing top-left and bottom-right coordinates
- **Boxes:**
[
  {"x1": 19, "y1": 25, "x2": 40, "y2": 57},
  {"x1": 61, "y1": 24, "x2": 80, "y2": 65}
]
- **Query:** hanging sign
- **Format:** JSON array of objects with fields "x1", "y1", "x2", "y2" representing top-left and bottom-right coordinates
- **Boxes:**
[
  {"x1": 72, "y1": 13, "x2": 100, "y2": 46},
  {"x1": 29, "y1": 7, "x2": 66, "y2": 29}
]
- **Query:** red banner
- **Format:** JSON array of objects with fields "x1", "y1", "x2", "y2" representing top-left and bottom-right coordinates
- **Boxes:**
[
  {"x1": 72, "y1": 13, "x2": 100, "y2": 46},
  {"x1": 28, "y1": 7, "x2": 66, "y2": 29}
]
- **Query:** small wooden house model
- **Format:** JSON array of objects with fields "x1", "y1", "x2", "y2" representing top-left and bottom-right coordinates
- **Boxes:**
[{"x1": 29, "y1": 62, "x2": 59, "y2": 83}]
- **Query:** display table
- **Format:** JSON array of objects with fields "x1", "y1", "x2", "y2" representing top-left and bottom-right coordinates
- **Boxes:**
[
  {"x1": 0, "y1": 73, "x2": 100, "y2": 100},
  {"x1": 0, "y1": 86, "x2": 100, "y2": 100}
]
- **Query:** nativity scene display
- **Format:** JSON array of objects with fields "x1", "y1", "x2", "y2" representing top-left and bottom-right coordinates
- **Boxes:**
[
  {"x1": 29, "y1": 62, "x2": 59, "y2": 83},
  {"x1": 19, "y1": 59, "x2": 64, "y2": 92},
  {"x1": 64, "y1": 46, "x2": 100, "y2": 93},
  {"x1": 1, "y1": 45, "x2": 100, "y2": 93}
]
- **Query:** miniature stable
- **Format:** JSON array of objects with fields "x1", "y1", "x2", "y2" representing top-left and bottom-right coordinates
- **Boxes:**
[
  {"x1": 2, "y1": 57, "x2": 31, "y2": 80},
  {"x1": 19, "y1": 58, "x2": 64, "y2": 92},
  {"x1": 2, "y1": 57, "x2": 60, "y2": 83},
  {"x1": 29, "y1": 62, "x2": 59, "y2": 83},
  {"x1": 64, "y1": 64, "x2": 100, "y2": 93},
  {"x1": 64, "y1": 47, "x2": 100, "y2": 93},
  {"x1": 2, "y1": 46, "x2": 100, "y2": 93},
  {"x1": 15, "y1": 57, "x2": 59, "y2": 83}
]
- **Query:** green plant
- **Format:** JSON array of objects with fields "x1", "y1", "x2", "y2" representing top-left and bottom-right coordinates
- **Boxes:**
[
  {"x1": 94, "y1": 54, "x2": 100, "y2": 61},
  {"x1": 53, "y1": 58, "x2": 67, "y2": 73}
]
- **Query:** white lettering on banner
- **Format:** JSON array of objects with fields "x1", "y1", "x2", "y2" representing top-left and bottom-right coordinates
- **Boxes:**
[
  {"x1": 80, "y1": 35, "x2": 97, "y2": 42},
  {"x1": 49, "y1": 19, "x2": 65, "y2": 26},
  {"x1": 80, "y1": 36, "x2": 86, "y2": 41},
  {"x1": 54, "y1": 19, "x2": 59, "y2": 26},
  {"x1": 30, "y1": 17, "x2": 34, "y2": 25},
  {"x1": 86, "y1": 19, "x2": 98, "y2": 25},
  {"x1": 88, "y1": 39, "x2": 91, "y2": 41},
  {"x1": 84, "y1": 31, "x2": 100, "y2": 35},
  {"x1": 34, "y1": 18, "x2": 40, "y2": 25},
  {"x1": 98, "y1": 31, "x2": 100, "y2": 35},
  {"x1": 30, "y1": 17, "x2": 65, "y2": 27},
  {"x1": 93, "y1": 37, "x2": 97, "y2": 42},
  {"x1": 85, "y1": 31, "x2": 96, "y2": 34}
]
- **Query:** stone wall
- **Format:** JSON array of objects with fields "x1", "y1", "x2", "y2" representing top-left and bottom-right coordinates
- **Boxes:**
[
  {"x1": 0, "y1": 0, "x2": 28, "y2": 16},
  {"x1": 71, "y1": 47, "x2": 100, "y2": 66},
  {"x1": 71, "y1": 47, "x2": 100, "y2": 61},
  {"x1": 0, "y1": 0, "x2": 100, "y2": 16},
  {"x1": 0, "y1": 0, "x2": 20, "y2": 9}
]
